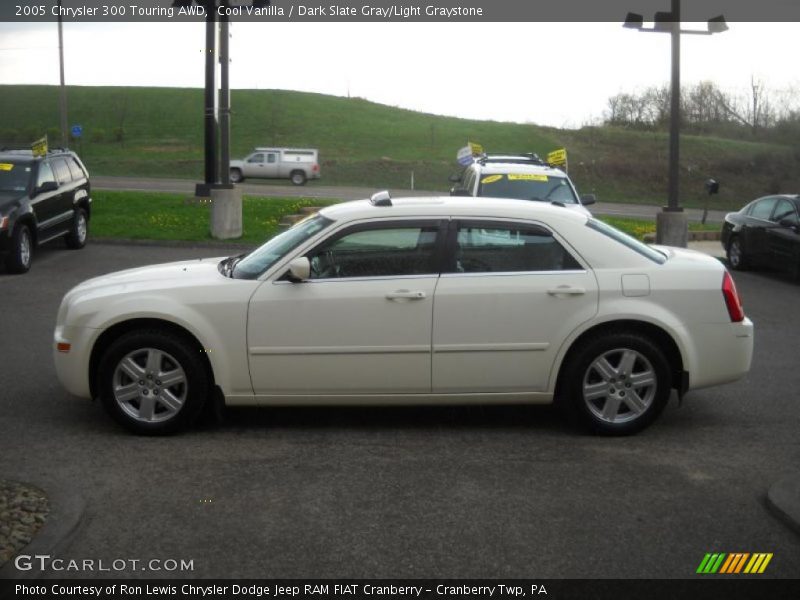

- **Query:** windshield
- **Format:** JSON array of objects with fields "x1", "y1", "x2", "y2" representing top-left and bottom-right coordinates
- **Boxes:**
[
  {"x1": 0, "y1": 161, "x2": 33, "y2": 193},
  {"x1": 232, "y1": 213, "x2": 334, "y2": 279},
  {"x1": 477, "y1": 173, "x2": 578, "y2": 204},
  {"x1": 586, "y1": 219, "x2": 667, "y2": 264}
]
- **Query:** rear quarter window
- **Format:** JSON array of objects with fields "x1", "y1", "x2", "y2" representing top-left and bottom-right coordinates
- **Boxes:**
[{"x1": 586, "y1": 219, "x2": 666, "y2": 264}]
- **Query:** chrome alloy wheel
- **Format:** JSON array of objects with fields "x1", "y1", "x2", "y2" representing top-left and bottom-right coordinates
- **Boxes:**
[
  {"x1": 582, "y1": 347, "x2": 657, "y2": 425},
  {"x1": 76, "y1": 212, "x2": 87, "y2": 244},
  {"x1": 112, "y1": 347, "x2": 187, "y2": 423},
  {"x1": 19, "y1": 229, "x2": 31, "y2": 268}
]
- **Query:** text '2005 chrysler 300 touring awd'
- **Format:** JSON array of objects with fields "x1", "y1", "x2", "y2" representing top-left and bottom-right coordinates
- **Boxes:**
[{"x1": 53, "y1": 194, "x2": 753, "y2": 436}]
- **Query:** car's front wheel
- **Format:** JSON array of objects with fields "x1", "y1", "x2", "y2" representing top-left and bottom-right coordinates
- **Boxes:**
[
  {"x1": 65, "y1": 207, "x2": 88, "y2": 249},
  {"x1": 5, "y1": 223, "x2": 33, "y2": 274},
  {"x1": 97, "y1": 329, "x2": 209, "y2": 435},
  {"x1": 727, "y1": 236, "x2": 748, "y2": 270},
  {"x1": 561, "y1": 332, "x2": 671, "y2": 435},
  {"x1": 229, "y1": 168, "x2": 243, "y2": 183}
]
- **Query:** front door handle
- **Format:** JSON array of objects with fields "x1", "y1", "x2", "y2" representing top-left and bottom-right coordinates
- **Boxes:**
[
  {"x1": 386, "y1": 290, "x2": 426, "y2": 300},
  {"x1": 547, "y1": 286, "x2": 586, "y2": 296}
]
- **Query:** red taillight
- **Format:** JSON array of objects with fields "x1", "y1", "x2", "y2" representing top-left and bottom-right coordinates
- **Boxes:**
[
  {"x1": 722, "y1": 271, "x2": 745, "y2": 322},
  {"x1": 312, "y1": 163, "x2": 319, "y2": 172}
]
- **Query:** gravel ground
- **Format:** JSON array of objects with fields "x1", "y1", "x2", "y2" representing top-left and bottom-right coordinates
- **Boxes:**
[{"x1": 0, "y1": 480, "x2": 49, "y2": 567}]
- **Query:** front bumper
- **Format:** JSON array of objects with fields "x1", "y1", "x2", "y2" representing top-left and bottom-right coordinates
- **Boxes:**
[{"x1": 53, "y1": 324, "x2": 97, "y2": 399}]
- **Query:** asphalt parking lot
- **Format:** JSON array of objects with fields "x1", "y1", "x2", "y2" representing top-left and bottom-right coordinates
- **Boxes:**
[{"x1": 1, "y1": 240, "x2": 798, "y2": 579}]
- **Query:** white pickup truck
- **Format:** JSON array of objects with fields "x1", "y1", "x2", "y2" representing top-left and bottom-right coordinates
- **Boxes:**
[{"x1": 229, "y1": 148, "x2": 321, "y2": 186}]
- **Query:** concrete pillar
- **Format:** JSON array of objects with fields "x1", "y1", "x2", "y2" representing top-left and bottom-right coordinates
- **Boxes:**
[
  {"x1": 210, "y1": 186, "x2": 242, "y2": 240},
  {"x1": 655, "y1": 210, "x2": 688, "y2": 247}
]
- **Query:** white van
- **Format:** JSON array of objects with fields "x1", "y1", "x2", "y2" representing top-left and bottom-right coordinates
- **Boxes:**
[{"x1": 229, "y1": 148, "x2": 321, "y2": 186}]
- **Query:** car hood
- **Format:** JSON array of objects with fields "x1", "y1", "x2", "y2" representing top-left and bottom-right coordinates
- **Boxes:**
[{"x1": 71, "y1": 257, "x2": 229, "y2": 293}]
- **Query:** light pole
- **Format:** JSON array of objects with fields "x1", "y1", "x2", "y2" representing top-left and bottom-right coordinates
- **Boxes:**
[
  {"x1": 57, "y1": 0, "x2": 68, "y2": 149},
  {"x1": 624, "y1": 2, "x2": 727, "y2": 246}
]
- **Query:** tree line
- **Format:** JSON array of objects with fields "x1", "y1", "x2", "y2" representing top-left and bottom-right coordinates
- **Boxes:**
[{"x1": 604, "y1": 79, "x2": 800, "y2": 143}]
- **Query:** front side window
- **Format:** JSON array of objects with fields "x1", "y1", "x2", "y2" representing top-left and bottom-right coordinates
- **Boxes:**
[
  {"x1": 477, "y1": 173, "x2": 578, "y2": 204},
  {"x1": 247, "y1": 153, "x2": 264, "y2": 163},
  {"x1": 749, "y1": 197, "x2": 778, "y2": 220},
  {"x1": 232, "y1": 214, "x2": 333, "y2": 279},
  {"x1": 454, "y1": 222, "x2": 581, "y2": 273},
  {"x1": 36, "y1": 162, "x2": 56, "y2": 188},
  {"x1": 307, "y1": 223, "x2": 440, "y2": 279}
]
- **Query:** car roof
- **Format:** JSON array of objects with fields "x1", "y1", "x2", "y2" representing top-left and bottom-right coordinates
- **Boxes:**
[
  {"x1": 319, "y1": 195, "x2": 589, "y2": 225},
  {"x1": 472, "y1": 161, "x2": 567, "y2": 177},
  {"x1": 0, "y1": 149, "x2": 74, "y2": 162}
]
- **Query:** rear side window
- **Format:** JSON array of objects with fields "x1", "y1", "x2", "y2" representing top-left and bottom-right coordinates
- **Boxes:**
[
  {"x1": 454, "y1": 222, "x2": 582, "y2": 273},
  {"x1": 51, "y1": 159, "x2": 72, "y2": 185}
]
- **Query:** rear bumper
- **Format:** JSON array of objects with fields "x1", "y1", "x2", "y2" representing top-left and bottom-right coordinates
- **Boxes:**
[{"x1": 684, "y1": 317, "x2": 754, "y2": 390}]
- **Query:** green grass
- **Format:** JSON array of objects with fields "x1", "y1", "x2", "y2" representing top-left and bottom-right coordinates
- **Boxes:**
[
  {"x1": 89, "y1": 190, "x2": 714, "y2": 244},
  {"x1": 600, "y1": 216, "x2": 718, "y2": 241},
  {"x1": 90, "y1": 190, "x2": 336, "y2": 244},
  {"x1": 4, "y1": 84, "x2": 798, "y2": 209}
]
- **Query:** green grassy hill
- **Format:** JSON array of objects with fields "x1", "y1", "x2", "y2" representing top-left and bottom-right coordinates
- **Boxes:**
[{"x1": 2, "y1": 84, "x2": 798, "y2": 210}]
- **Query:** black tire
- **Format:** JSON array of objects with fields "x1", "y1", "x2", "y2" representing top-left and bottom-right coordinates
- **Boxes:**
[
  {"x1": 290, "y1": 170, "x2": 307, "y2": 186},
  {"x1": 65, "y1": 207, "x2": 88, "y2": 249},
  {"x1": 5, "y1": 223, "x2": 33, "y2": 274},
  {"x1": 560, "y1": 332, "x2": 672, "y2": 436},
  {"x1": 727, "y1": 236, "x2": 748, "y2": 271},
  {"x1": 229, "y1": 168, "x2": 243, "y2": 183},
  {"x1": 97, "y1": 329, "x2": 209, "y2": 435}
]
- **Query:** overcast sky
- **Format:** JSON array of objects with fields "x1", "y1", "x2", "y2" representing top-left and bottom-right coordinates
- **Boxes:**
[{"x1": 0, "y1": 21, "x2": 797, "y2": 127}]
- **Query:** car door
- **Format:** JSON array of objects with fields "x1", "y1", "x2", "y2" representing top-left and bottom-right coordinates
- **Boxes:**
[
  {"x1": 432, "y1": 219, "x2": 598, "y2": 393},
  {"x1": 743, "y1": 196, "x2": 778, "y2": 265},
  {"x1": 242, "y1": 153, "x2": 265, "y2": 178},
  {"x1": 766, "y1": 198, "x2": 800, "y2": 268},
  {"x1": 263, "y1": 151, "x2": 280, "y2": 178},
  {"x1": 246, "y1": 219, "x2": 446, "y2": 398},
  {"x1": 29, "y1": 160, "x2": 63, "y2": 235}
]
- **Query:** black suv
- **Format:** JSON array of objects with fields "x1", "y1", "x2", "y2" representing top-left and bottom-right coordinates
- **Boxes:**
[{"x1": 0, "y1": 148, "x2": 91, "y2": 273}]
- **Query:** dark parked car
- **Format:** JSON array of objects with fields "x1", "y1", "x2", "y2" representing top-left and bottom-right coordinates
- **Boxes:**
[
  {"x1": 0, "y1": 148, "x2": 91, "y2": 273},
  {"x1": 721, "y1": 194, "x2": 800, "y2": 278}
]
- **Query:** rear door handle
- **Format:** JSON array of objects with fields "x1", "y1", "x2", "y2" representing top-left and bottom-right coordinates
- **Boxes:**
[
  {"x1": 547, "y1": 286, "x2": 586, "y2": 296},
  {"x1": 386, "y1": 290, "x2": 427, "y2": 300}
]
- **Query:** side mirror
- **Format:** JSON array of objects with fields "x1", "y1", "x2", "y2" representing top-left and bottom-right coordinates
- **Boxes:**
[
  {"x1": 286, "y1": 257, "x2": 310, "y2": 282},
  {"x1": 448, "y1": 173, "x2": 462, "y2": 183},
  {"x1": 450, "y1": 188, "x2": 472, "y2": 197},
  {"x1": 35, "y1": 181, "x2": 58, "y2": 195},
  {"x1": 580, "y1": 193, "x2": 597, "y2": 206},
  {"x1": 779, "y1": 217, "x2": 798, "y2": 231}
]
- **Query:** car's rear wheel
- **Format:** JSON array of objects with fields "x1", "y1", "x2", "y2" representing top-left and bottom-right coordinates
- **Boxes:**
[
  {"x1": 727, "y1": 236, "x2": 748, "y2": 270},
  {"x1": 5, "y1": 223, "x2": 32, "y2": 274},
  {"x1": 229, "y1": 168, "x2": 243, "y2": 183},
  {"x1": 65, "y1": 207, "x2": 88, "y2": 249},
  {"x1": 290, "y1": 170, "x2": 307, "y2": 186},
  {"x1": 561, "y1": 332, "x2": 671, "y2": 436},
  {"x1": 98, "y1": 330, "x2": 209, "y2": 435}
]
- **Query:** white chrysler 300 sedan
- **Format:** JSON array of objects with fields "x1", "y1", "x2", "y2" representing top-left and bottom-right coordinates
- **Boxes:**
[{"x1": 53, "y1": 194, "x2": 753, "y2": 435}]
